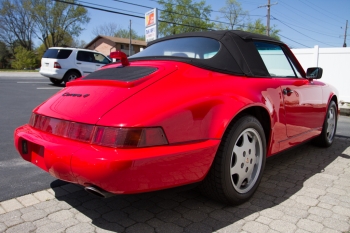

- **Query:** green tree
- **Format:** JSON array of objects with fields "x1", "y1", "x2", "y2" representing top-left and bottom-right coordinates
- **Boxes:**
[
  {"x1": 0, "y1": 41, "x2": 11, "y2": 68},
  {"x1": 114, "y1": 28, "x2": 145, "y2": 41},
  {"x1": 0, "y1": 41, "x2": 10, "y2": 60},
  {"x1": 26, "y1": 0, "x2": 90, "y2": 49},
  {"x1": 11, "y1": 46, "x2": 37, "y2": 69},
  {"x1": 36, "y1": 32, "x2": 74, "y2": 60},
  {"x1": 0, "y1": 0, "x2": 35, "y2": 51},
  {"x1": 158, "y1": 0, "x2": 214, "y2": 36},
  {"x1": 215, "y1": 0, "x2": 248, "y2": 30},
  {"x1": 245, "y1": 19, "x2": 280, "y2": 40}
]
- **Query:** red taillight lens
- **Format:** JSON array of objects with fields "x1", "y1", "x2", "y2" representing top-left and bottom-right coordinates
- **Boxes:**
[
  {"x1": 54, "y1": 62, "x2": 61, "y2": 69},
  {"x1": 67, "y1": 122, "x2": 94, "y2": 142},
  {"x1": 29, "y1": 113, "x2": 168, "y2": 148},
  {"x1": 29, "y1": 113, "x2": 93, "y2": 143},
  {"x1": 91, "y1": 126, "x2": 168, "y2": 148}
]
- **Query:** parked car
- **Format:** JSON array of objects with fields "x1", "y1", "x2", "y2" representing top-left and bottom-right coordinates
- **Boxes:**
[
  {"x1": 39, "y1": 47, "x2": 111, "y2": 85},
  {"x1": 15, "y1": 30, "x2": 339, "y2": 205}
]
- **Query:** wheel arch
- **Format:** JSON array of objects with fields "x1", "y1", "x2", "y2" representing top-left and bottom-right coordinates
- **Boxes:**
[
  {"x1": 323, "y1": 94, "x2": 339, "y2": 123},
  {"x1": 223, "y1": 106, "x2": 272, "y2": 150},
  {"x1": 330, "y1": 95, "x2": 338, "y2": 111},
  {"x1": 64, "y1": 69, "x2": 82, "y2": 78}
]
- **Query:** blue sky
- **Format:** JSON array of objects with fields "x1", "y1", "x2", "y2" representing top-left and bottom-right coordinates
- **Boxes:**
[{"x1": 76, "y1": 0, "x2": 349, "y2": 49}]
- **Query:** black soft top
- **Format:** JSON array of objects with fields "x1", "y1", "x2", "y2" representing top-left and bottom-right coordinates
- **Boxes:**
[
  {"x1": 148, "y1": 30, "x2": 281, "y2": 45},
  {"x1": 131, "y1": 30, "x2": 288, "y2": 77}
]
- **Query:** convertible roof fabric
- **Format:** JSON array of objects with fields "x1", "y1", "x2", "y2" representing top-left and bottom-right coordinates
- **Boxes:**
[{"x1": 131, "y1": 30, "x2": 285, "y2": 77}]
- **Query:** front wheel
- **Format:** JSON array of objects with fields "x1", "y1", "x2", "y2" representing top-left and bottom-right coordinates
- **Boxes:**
[
  {"x1": 313, "y1": 100, "x2": 337, "y2": 147},
  {"x1": 200, "y1": 115, "x2": 266, "y2": 205}
]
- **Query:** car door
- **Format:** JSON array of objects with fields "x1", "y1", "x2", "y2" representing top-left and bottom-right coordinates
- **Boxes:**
[
  {"x1": 254, "y1": 42, "x2": 324, "y2": 138},
  {"x1": 93, "y1": 52, "x2": 110, "y2": 71},
  {"x1": 76, "y1": 51, "x2": 96, "y2": 76}
]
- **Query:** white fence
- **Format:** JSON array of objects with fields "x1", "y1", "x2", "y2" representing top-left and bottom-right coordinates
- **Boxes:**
[{"x1": 292, "y1": 46, "x2": 350, "y2": 103}]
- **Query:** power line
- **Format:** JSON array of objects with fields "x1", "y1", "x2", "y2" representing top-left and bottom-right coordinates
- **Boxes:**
[
  {"x1": 278, "y1": 0, "x2": 341, "y2": 30},
  {"x1": 273, "y1": 16, "x2": 340, "y2": 38},
  {"x1": 113, "y1": 0, "x2": 240, "y2": 27},
  {"x1": 55, "y1": 0, "x2": 337, "y2": 48},
  {"x1": 276, "y1": 33, "x2": 310, "y2": 48},
  {"x1": 146, "y1": 0, "x2": 265, "y2": 17},
  {"x1": 298, "y1": 0, "x2": 345, "y2": 24},
  {"x1": 272, "y1": 16, "x2": 336, "y2": 47},
  {"x1": 272, "y1": 10, "x2": 342, "y2": 41},
  {"x1": 78, "y1": 0, "x2": 144, "y2": 16},
  {"x1": 55, "y1": 0, "x2": 215, "y2": 31},
  {"x1": 113, "y1": 0, "x2": 152, "y2": 10}
]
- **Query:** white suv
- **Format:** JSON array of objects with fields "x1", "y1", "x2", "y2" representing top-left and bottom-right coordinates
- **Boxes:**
[{"x1": 40, "y1": 47, "x2": 111, "y2": 85}]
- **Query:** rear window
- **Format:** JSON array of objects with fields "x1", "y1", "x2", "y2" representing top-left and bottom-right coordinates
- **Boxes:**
[
  {"x1": 131, "y1": 37, "x2": 220, "y2": 59},
  {"x1": 43, "y1": 49, "x2": 73, "y2": 59}
]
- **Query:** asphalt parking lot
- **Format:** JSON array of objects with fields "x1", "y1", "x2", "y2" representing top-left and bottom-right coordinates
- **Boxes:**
[{"x1": 0, "y1": 72, "x2": 350, "y2": 232}]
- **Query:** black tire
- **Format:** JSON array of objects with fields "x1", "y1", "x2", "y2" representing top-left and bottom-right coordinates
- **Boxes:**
[
  {"x1": 49, "y1": 78, "x2": 63, "y2": 85},
  {"x1": 63, "y1": 71, "x2": 80, "y2": 84},
  {"x1": 199, "y1": 115, "x2": 266, "y2": 205},
  {"x1": 313, "y1": 101, "x2": 337, "y2": 147}
]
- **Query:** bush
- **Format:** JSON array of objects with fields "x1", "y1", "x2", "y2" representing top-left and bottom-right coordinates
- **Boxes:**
[{"x1": 11, "y1": 46, "x2": 37, "y2": 70}]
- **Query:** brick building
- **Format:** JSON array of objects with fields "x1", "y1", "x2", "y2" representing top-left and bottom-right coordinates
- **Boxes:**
[{"x1": 84, "y1": 35, "x2": 147, "y2": 57}]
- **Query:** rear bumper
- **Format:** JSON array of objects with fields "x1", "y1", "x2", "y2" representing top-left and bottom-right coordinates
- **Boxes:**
[
  {"x1": 39, "y1": 68, "x2": 67, "y2": 79},
  {"x1": 14, "y1": 124, "x2": 220, "y2": 194}
]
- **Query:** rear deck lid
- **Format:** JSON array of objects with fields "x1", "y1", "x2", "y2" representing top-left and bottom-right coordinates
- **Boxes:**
[{"x1": 34, "y1": 62, "x2": 177, "y2": 124}]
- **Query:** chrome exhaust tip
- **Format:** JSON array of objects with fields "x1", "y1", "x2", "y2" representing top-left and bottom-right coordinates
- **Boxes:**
[{"x1": 84, "y1": 186, "x2": 114, "y2": 198}]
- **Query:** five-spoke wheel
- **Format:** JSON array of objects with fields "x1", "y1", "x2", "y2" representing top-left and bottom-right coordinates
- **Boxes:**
[
  {"x1": 313, "y1": 100, "x2": 337, "y2": 147},
  {"x1": 230, "y1": 128, "x2": 263, "y2": 194},
  {"x1": 200, "y1": 115, "x2": 266, "y2": 205}
]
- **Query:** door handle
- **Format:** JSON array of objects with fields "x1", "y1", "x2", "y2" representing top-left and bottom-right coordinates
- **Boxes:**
[
  {"x1": 283, "y1": 88, "x2": 294, "y2": 95},
  {"x1": 77, "y1": 62, "x2": 81, "y2": 64}
]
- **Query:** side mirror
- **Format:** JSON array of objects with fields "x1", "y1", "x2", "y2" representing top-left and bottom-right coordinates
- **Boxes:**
[{"x1": 306, "y1": 67, "x2": 323, "y2": 79}]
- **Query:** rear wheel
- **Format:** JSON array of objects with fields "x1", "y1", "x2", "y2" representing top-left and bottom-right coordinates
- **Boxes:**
[
  {"x1": 63, "y1": 71, "x2": 80, "y2": 84},
  {"x1": 200, "y1": 115, "x2": 266, "y2": 205},
  {"x1": 313, "y1": 100, "x2": 337, "y2": 147},
  {"x1": 49, "y1": 78, "x2": 63, "y2": 85}
]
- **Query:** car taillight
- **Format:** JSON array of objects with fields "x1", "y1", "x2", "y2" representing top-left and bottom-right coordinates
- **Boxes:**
[
  {"x1": 54, "y1": 62, "x2": 61, "y2": 69},
  {"x1": 29, "y1": 113, "x2": 168, "y2": 148},
  {"x1": 67, "y1": 122, "x2": 94, "y2": 142},
  {"x1": 29, "y1": 113, "x2": 93, "y2": 143},
  {"x1": 91, "y1": 126, "x2": 168, "y2": 148}
]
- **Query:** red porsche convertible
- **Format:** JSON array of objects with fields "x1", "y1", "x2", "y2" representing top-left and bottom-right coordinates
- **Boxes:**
[{"x1": 14, "y1": 30, "x2": 339, "y2": 205}]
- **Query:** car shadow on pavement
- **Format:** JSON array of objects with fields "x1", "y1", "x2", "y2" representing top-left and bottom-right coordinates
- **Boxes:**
[
  {"x1": 48, "y1": 83, "x2": 65, "y2": 88},
  {"x1": 52, "y1": 137, "x2": 350, "y2": 233}
]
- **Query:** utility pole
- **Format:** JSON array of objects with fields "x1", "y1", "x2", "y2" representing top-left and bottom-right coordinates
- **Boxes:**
[
  {"x1": 343, "y1": 20, "x2": 348, "y2": 47},
  {"x1": 129, "y1": 20, "x2": 132, "y2": 56},
  {"x1": 259, "y1": 0, "x2": 278, "y2": 36}
]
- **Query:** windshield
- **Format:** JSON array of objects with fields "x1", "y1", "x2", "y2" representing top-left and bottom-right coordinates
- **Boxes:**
[{"x1": 131, "y1": 37, "x2": 220, "y2": 59}]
